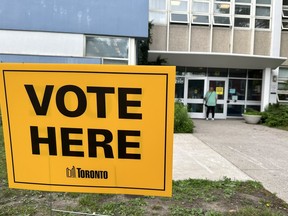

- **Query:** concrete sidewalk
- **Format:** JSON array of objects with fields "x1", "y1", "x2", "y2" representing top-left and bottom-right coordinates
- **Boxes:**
[
  {"x1": 173, "y1": 134, "x2": 251, "y2": 181},
  {"x1": 173, "y1": 119, "x2": 288, "y2": 203}
]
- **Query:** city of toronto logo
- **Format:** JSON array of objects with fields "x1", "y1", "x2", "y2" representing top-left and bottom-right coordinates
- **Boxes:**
[
  {"x1": 66, "y1": 166, "x2": 76, "y2": 178},
  {"x1": 66, "y1": 166, "x2": 109, "y2": 179}
]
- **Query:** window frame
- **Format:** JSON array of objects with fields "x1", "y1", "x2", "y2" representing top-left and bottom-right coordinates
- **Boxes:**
[
  {"x1": 149, "y1": 11, "x2": 168, "y2": 25},
  {"x1": 169, "y1": 0, "x2": 189, "y2": 24},
  {"x1": 85, "y1": 35, "x2": 130, "y2": 65},
  {"x1": 170, "y1": 0, "x2": 189, "y2": 12},
  {"x1": 282, "y1": 5, "x2": 288, "y2": 30},
  {"x1": 234, "y1": 1, "x2": 251, "y2": 29},
  {"x1": 213, "y1": 0, "x2": 231, "y2": 26},
  {"x1": 191, "y1": 0, "x2": 211, "y2": 25},
  {"x1": 255, "y1": 1, "x2": 271, "y2": 30},
  {"x1": 149, "y1": 0, "x2": 168, "y2": 25},
  {"x1": 170, "y1": 13, "x2": 189, "y2": 23},
  {"x1": 213, "y1": 15, "x2": 231, "y2": 26},
  {"x1": 282, "y1": 19, "x2": 288, "y2": 30}
]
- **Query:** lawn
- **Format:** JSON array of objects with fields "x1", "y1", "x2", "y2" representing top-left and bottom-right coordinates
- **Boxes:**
[{"x1": 1, "y1": 126, "x2": 288, "y2": 216}]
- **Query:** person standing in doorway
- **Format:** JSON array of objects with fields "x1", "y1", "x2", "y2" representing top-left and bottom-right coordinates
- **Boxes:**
[{"x1": 204, "y1": 87, "x2": 217, "y2": 120}]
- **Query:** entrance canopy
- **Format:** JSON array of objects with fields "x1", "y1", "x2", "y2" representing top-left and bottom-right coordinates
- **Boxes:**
[{"x1": 148, "y1": 51, "x2": 286, "y2": 69}]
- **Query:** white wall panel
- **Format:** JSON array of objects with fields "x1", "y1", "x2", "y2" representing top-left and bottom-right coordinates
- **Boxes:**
[{"x1": 0, "y1": 30, "x2": 84, "y2": 57}]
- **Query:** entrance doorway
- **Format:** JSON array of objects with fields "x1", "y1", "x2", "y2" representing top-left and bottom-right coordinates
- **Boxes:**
[
  {"x1": 175, "y1": 67, "x2": 263, "y2": 119},
  {"x1": 184, "y1": 78, "x2": 228, "y2": 119},
  {"x1": 186, "y1": 78, "x2": 205, "y2": 118},
  {"x1": 207, "y1": 78, "x2": 228, "y2": 119},
  {"x1": 227, "y1": 79, "x2": 246, "y2": 117}
]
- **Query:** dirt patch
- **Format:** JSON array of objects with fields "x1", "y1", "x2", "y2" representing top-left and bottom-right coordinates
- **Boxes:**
[{"x1": 1, "y1": 179, "x2": 288, "y2": 215}]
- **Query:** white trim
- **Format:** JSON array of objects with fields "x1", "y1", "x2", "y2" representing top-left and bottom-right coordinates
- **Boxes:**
[
  {"x1": 270, "y1": 0, "x2": 282, "y2": 57},
  {"x1": 261, "y1": 68, "x2": 271, "y2": 111},
  {"x1": 148, "y1": 51, "x2": 287, "y2": 69},
  {"x1": 128, "y1": 38, "x2": 136, "y2": 65},
  {"x1": 0, "y1": 30, "x2": 84, "y2": 57}
]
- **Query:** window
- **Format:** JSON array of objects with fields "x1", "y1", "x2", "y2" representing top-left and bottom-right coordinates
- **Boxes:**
[
  {"x1": 176, "y1": 66, "x2": 186, "y2": 75},
  {"x1": 229, "y1": 79, "x2": 246, "y2": 100},
  {"x1": 213, "y1": 0, "x2": 231, "y2": 26},
  {"x1": 192, "y1": 2, "x2": 209, "y2": 13},
  {"x1": 149, "y1": 0, "x2": 166, "y2": 10},
  {"x1": 282, "y1": 20, "x2": 288, "y2": 29},
  {"x1": 150, "y1": 12, "x2": 168, "y2": 25},
  {"x1": 235, "y1": 18, "x2": 250, "y2": 27},
  {"x1": 248, "y1": 70, "x2": 262, "y2": 78},
  {"x1": 234, "y1": 0, "x2": 251, "y2": 28},
  {"x1": 175, "y1": 77, "x2": 185, "y2": 98},
  {"x1": 255, "y1": 19, "x2": 270, "y2": 29},
  {"x1": 149, "y1": 0, "x2": 167, "y2": 25},
  {"x1": 214, "y1": 16, "x2": 230, "y2": 25},
  {"x1": 256, "y1": 0, "x2": 271, "y2": 4},
  {"x1": 235, "y1": 5, "x2": 250, "y2": 15},
  {"x1": 192, "y1": 15, "x2": 210, "y2": 24},
  {"x1": 170, "y1": 0, "x2": 189, "y2": 23},
  {"x1": 247, "y1": 80, "x2": 262, "y2": 101},
  {"x1": 256, "y1": 6, "x2": 270, "y2": 16},
  {"x1": 229, "y1": 69, "x2": 247, "y2": 78},
  {"x1": 171, "y1": 0, "x2": 188, "y2": 11},
  {"x1": 277, "y1": 68, "x2": 288, "y2": 103},
  {"x1": 188, "y1": 80, "x2": 204, "y2": 99},
  {"x1": 191, "y1": 0, "x2": 210, "y2": 25},
  {"x1": 282, "y1": 1, "x2": 288, "y2": 30},
  {"x1": 208, "y1": 68, "x2": 228, "y2": 77},
  {"x1": 214, "y1": 3, "x2": 230, "y2": 14},
  {"x1": 255, "y1": 0, "x2": 271, "y2": 29},
  {"x1": 170, "y1": 13, "x2": 189, "y2": 23},
  {"x1": 85, "y1": 36, "x2": 129, "y2": 65},
  {"x1": 235, "y1": 0, "x2": 251, "y2": 2},
  {"x1": 187, "y1": 67, "x2": 207, "y2": 76}
]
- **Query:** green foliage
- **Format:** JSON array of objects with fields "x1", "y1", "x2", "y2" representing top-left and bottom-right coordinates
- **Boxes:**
[
  {"x1": 243, "y1": 108, "x2": 262, "y2": 115},
  {"x1": 0, "y1": 126, "x2": 7, "y2": 182},
  {"x1": 228, "y1": 207, "x2": 286, "y2": 216},
  {"x1": 172, "y1": 178, "x2": 259, "y2": 203},
  {"x1": 137, "y1": 22, "x2": 167, "y2": 65},
  {"x1": 78, "y1": 195, "x2": 146, "y2": 216},
  {"x1": 137, "y1": 22, "x2": 153, "y2": 65},
  {"x1": 261, "y1": 104, "x2": 288, "y2": 128},
  {"x1": 0, "y1": 205, "x2": 37, "y2": 216},
  {"x1": 174, "y1": 102, "x2": 194, "y2": 133},
  {"x1": 169, "y1": 206, "x2": 221, "y2": 216}
]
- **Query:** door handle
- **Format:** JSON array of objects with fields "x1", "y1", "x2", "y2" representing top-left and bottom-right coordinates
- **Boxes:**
[{"x1": 227, "y1": 100, "x2": 230, "y2": 103}]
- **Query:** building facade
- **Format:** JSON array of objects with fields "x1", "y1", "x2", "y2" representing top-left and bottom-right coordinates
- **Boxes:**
[
  {"x1": 148, "y1": 0, "x2": 288, "y2": 119},
  {"x1": 0, "y1": 0, "x2": 148, "y2": 65}
]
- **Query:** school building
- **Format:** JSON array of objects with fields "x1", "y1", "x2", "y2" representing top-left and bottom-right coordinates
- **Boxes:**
[
  {"x1": 1, "y1": 0, "x2": 288, "y2": 119},
  {"x1": 148, "y1": 0, "x2": 288, "y2": 119}
]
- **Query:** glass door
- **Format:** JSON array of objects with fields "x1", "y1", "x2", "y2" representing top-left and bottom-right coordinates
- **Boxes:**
[
  {"x1": 186, "y1": 78, "x2": 205, "y2": 118},
  {"x1": 207, "y1": 78, "x2": 228, "y2": 119},
  {"x1": 227, "y1": 79, "x2": 246, "y2": 117}
]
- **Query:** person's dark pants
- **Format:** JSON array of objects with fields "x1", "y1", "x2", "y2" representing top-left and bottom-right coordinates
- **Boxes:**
[{"x1": 206, "y1": 106, "x2": 215, "y2": 118}]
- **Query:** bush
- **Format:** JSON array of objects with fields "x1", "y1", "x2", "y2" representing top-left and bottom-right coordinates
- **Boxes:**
[
  {"x1": 244, "y1": 108, "x2": 262, "y2": 115},
  {"x1": 261, "y1": 104, "x2": 288, "y2": 128},
  {"x1": 174, "y1": 102, "x2": 194, "y2": 133}
]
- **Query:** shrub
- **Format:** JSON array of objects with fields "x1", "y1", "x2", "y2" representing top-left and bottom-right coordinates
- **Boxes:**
[
  {"x1": 174, "y1": 102, "x2": 194, "y2": 133},
  {"x1": 244, "y1": 108, "x2": 262, "y2": 115},
  {"x1": 261, "y1": 104, "x2": 288, "y2": 128}
]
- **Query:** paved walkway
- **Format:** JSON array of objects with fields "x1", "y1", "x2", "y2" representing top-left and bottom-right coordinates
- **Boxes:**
[{"x1": 173, "y1": 119, "x2": 288, "y2": 203}]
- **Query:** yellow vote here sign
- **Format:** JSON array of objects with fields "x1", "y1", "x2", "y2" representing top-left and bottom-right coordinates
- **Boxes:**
[{"x1": 0, "y1": 64, "x2": 175, "y2": 197}]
